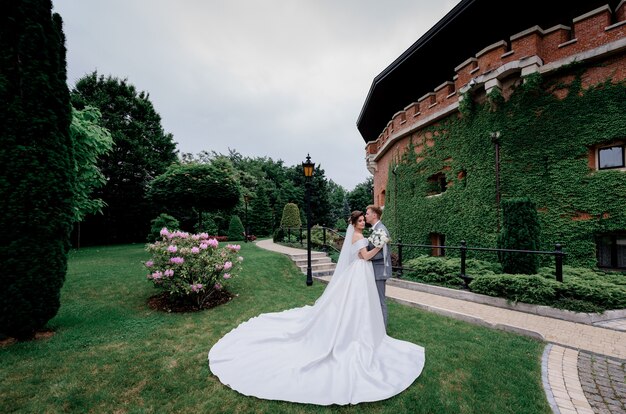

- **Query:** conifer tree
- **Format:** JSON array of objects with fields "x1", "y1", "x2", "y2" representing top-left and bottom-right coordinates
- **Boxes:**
[
  {"x1": 497, "y1": 197, "x2": 541, "y2": 274},
  {"x1": 0, "y1": 1, "x2": 75, "y2": 338},
  {"x1": 248, "y1": 185, "x2": 273, "y2": 236},
  {"x1": 227, "y1": 216, "x2": 245, "y2": 241}
]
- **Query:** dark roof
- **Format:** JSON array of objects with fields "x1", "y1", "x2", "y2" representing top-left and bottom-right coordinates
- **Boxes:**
[{"x1": 357, "y1": 0, "x2": 621, "y2": 143}]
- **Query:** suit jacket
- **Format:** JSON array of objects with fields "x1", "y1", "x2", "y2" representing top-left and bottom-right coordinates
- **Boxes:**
[{"x1": 368, "y1": 221, "x2": 392, "y2": 280}]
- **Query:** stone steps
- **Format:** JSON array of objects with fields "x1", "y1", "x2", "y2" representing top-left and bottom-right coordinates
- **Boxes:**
[{"x1": 288, "y1": 251, "x2": 336, "y2": 277}]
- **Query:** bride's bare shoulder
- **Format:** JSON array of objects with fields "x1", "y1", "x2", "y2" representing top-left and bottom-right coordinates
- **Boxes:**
[{"x1": 351, "y1": 233, "x2": 364, "y2": 244}]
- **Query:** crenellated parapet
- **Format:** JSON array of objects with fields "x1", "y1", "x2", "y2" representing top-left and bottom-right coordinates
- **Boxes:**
[{"x1": 366, "y1": 2, "x2": 626, "y2": 163}]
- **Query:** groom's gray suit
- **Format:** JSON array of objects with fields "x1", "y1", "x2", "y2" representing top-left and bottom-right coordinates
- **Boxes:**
[{"x1": 368, "y1": 220, "x2": 392, "y2": 329}]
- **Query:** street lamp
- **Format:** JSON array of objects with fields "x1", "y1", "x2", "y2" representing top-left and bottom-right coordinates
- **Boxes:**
[
  {"x1": 302, "y1": 154, "x2": 315, "y2": 286},
  {"x1": 244, "y1": 194, "x2": 250, "y2": 243}
]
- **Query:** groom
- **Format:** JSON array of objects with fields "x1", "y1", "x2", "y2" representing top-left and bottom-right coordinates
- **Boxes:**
[{"x1": 365, "y1": 205, "x2": 391, "y2": 329}]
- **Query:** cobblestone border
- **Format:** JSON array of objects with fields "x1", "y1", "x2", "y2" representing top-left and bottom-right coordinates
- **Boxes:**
[
  {"x1": 543, "y1": 344, "x2": 561, "y2": 414},
  {"x1": 578, "y1": 351, "x2": 626, "y2": 414}
]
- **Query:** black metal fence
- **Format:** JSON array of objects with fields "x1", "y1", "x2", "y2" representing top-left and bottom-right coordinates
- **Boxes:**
[
  {"x1": 280, "y1": 227, "x2": 567, "y2": 288},
  {"x1": 393, "y1": 239, "x2": 566, "y2": 287}
]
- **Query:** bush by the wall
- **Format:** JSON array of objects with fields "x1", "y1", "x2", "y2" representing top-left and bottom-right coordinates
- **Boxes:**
[
  {"x1": 497, "y1": 198, "x2": 541, "y2": 274},
  {"x1": 402, "y1": 255, "x2": 625, "y2": 312},
  {"x1": 469, "y1": 274, "x2": 558, "y2": 305},
  {"x1": 403, "y1": 256, "x2": 501, "y2": 289}
]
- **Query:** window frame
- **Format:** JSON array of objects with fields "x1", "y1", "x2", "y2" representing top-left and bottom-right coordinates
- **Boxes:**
[
  {"x1": 597, "y1": 144, "x2": 625, "y2": 170},
  {"x1": 596, "y1": 233, "x2": 626, "y2": 270}
]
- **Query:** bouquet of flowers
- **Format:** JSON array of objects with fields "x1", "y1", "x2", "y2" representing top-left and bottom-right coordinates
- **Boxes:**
[{"x1": 368, "y1": 228, "x2": 390, "y2": 248}]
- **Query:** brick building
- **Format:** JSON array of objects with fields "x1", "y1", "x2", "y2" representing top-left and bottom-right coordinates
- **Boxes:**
[{"x1": 358, "y1": 0, "x2": 626, "y2": 267}]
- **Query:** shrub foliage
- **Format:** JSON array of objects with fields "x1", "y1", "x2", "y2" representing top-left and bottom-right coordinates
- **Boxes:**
[
  {"x1": 280, "y1": 203, "x2": 302, "y2": 229},
  {"x1": 228, "y1": 216, "x2": 245, "y2": 241},
  {"x1": 497, "y1": 197, "x2": 541, "y2": 274},
  {"x1": 0, "y1": 3, "x2": 74, "y2": 338},
  {"x1": 145, "y1": 229, "x2": 243, "y2": 308}
]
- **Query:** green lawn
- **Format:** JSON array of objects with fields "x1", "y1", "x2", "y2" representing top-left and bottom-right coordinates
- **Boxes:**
[{"x1": 0, "y1": 243, "x2": 551, "y2": 413}]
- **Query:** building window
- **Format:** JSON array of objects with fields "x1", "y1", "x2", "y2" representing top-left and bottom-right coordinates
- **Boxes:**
[
  {"x1": 598, "y1": 145, "x2": 625, "y2": 169},
  {"x1": 427, "y1": 173, "x2": 447, "y2": 196},
  {"x1": 430, "y1": 233, "x2": 445, "y2": 257},
  {"x1": 596, "y1": 233, "x2": 626, "y2": 269}
]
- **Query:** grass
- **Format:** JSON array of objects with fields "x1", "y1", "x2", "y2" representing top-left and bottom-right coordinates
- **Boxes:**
[{"x1": 0, "y1": 243, "x2": 551, "y2": 413}]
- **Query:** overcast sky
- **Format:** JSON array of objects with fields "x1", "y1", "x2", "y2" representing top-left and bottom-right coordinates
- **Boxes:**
[{"x1": 53, "y1": 0, "x2": 458, "y2": 190}]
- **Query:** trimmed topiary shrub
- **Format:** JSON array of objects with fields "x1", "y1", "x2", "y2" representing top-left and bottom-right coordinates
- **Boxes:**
[
  {"x1": 227, "y1": 215, "x2": 245, "y2": 241},
  {"x1": 280, "y1": 203, "x2": 301, "y2": 229},
  {"x1": 497, "y1": 197, "x2": 541, "y2": 274}
]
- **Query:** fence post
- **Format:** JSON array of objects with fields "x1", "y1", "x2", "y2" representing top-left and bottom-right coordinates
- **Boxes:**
[
  {"x1": 460, "y1": 240, "x2": 468, "y2": 288},
  {"x1": 555, "y1": 243, "x2": 563, "y2": 282},
  {"x1": 397, "y1": 238, "x2": 403, "y2": 278}
]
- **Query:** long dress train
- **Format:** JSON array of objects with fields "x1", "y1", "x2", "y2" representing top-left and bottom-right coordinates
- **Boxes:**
[{"x1": 208, "y1": 235, "x2": 425, "y2": 405}]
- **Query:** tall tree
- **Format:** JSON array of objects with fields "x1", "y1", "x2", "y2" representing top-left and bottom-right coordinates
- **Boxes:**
[
  {"x1": 327, "y1": 180, "x2": 347, "y2": 225},
  {"x1": 69, "y1": 106, "x2": 113, "y2": 247},
  {"x1": 146, "y1": 160, "x2": 241, "y2": 227},
  {"x1": 248, "y1": 184, "x2": 273, "y2": 236},
  {"x1": 70, "y1": 72, "x2": 177, "y2": 244},
  {"x1": 0, "y1": 1, "x2": 74, "y2": 338},
  {"x1": 348, "y1": 177, "x2": 374, "y2": 213}
]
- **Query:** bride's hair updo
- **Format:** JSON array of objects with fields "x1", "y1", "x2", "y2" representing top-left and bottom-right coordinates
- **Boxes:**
[{"x1": 349, "y1": 210, "x2": 364, "y2": 226}]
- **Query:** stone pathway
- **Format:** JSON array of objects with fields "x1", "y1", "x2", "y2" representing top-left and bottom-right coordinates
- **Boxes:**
[{"x1": 254, "y1": 239, "x2": 626, "y2": 413}]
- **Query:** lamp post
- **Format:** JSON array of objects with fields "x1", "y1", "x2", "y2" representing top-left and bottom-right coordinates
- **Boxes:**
[
  {"x1": 244, "y1": 194, "x2": 250, "y2": 243},
  {"x1": 302, "y1": 154, "x2": 315, "y2": 286}
]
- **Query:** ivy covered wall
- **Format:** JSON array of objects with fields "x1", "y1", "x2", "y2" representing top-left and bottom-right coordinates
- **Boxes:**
[{"x1": 383, "y1": 64, "x2": 626, "y2": 267}]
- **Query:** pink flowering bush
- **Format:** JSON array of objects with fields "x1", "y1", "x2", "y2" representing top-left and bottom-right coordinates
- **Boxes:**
[{"x1": 144, "y1": 228, "x2": 244, "y2": 307}]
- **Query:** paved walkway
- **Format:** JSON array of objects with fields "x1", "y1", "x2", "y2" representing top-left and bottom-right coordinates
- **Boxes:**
[{"x1": 255, "y1": 239, "x2": 626, "y2": 414}]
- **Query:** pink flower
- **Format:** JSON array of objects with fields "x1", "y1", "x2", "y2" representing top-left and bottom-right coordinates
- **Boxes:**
[
  {"x1": 214, "y1": 283, "x2": 222, "y2": 291},
  {"x1": 191, "y1": 247, "x2": 200, "y2": 254},
  {"x1": 207, "y1": 239, "x2": 219, "y2": 248},
  {"x1": 223, "y1": 273, "x2": 231, "y2": 279},
  {"x1": 164, "y1": 269, "x2": 174, "y2": 277},
  {"x1": 223, "y1": 261, "x2": 233, "y2": 270},
  {"x1": 227, "y1": 244, "x2": 241, "y2": 251},
  {"x1": 190, "y1": 283, "x2": 203, "y2": 293},
  {"x1": 199, "y1": 233, "x2": 209, "y2": 239},
  {"x1": 191, "y1": 234, "x2": 200, "y2": 240},
  {"x1": 170, "y1": 257, "x2": 184, "y2": 264},
  {"x1": 215, "y1": 264, "x2": 223, "y2": 270},
  {"x1": 199, "y1": 243, "x2": 208, "y2": 250},
  {"x1": 152, "y1": 271, "x2": 163, "y2": 280},
  {"x1": 160, "y1": 227, "x2": 170, "y2": 237},
  {"x1": 145, "y1": 260, "x2": 154, "y2": 268},
  {"x1": 167, "y1": 245, "x2": 178, "y2": 253}
]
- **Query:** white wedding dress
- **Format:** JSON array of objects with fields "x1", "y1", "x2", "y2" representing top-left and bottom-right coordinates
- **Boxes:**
[{"x1": 208, "y1": 225, "x2": 425, "y2": 405}]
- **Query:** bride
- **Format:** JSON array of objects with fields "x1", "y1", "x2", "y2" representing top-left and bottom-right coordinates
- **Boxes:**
[{"x1": 208, "y1": 210, "x2": 425, "y2": 405}]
